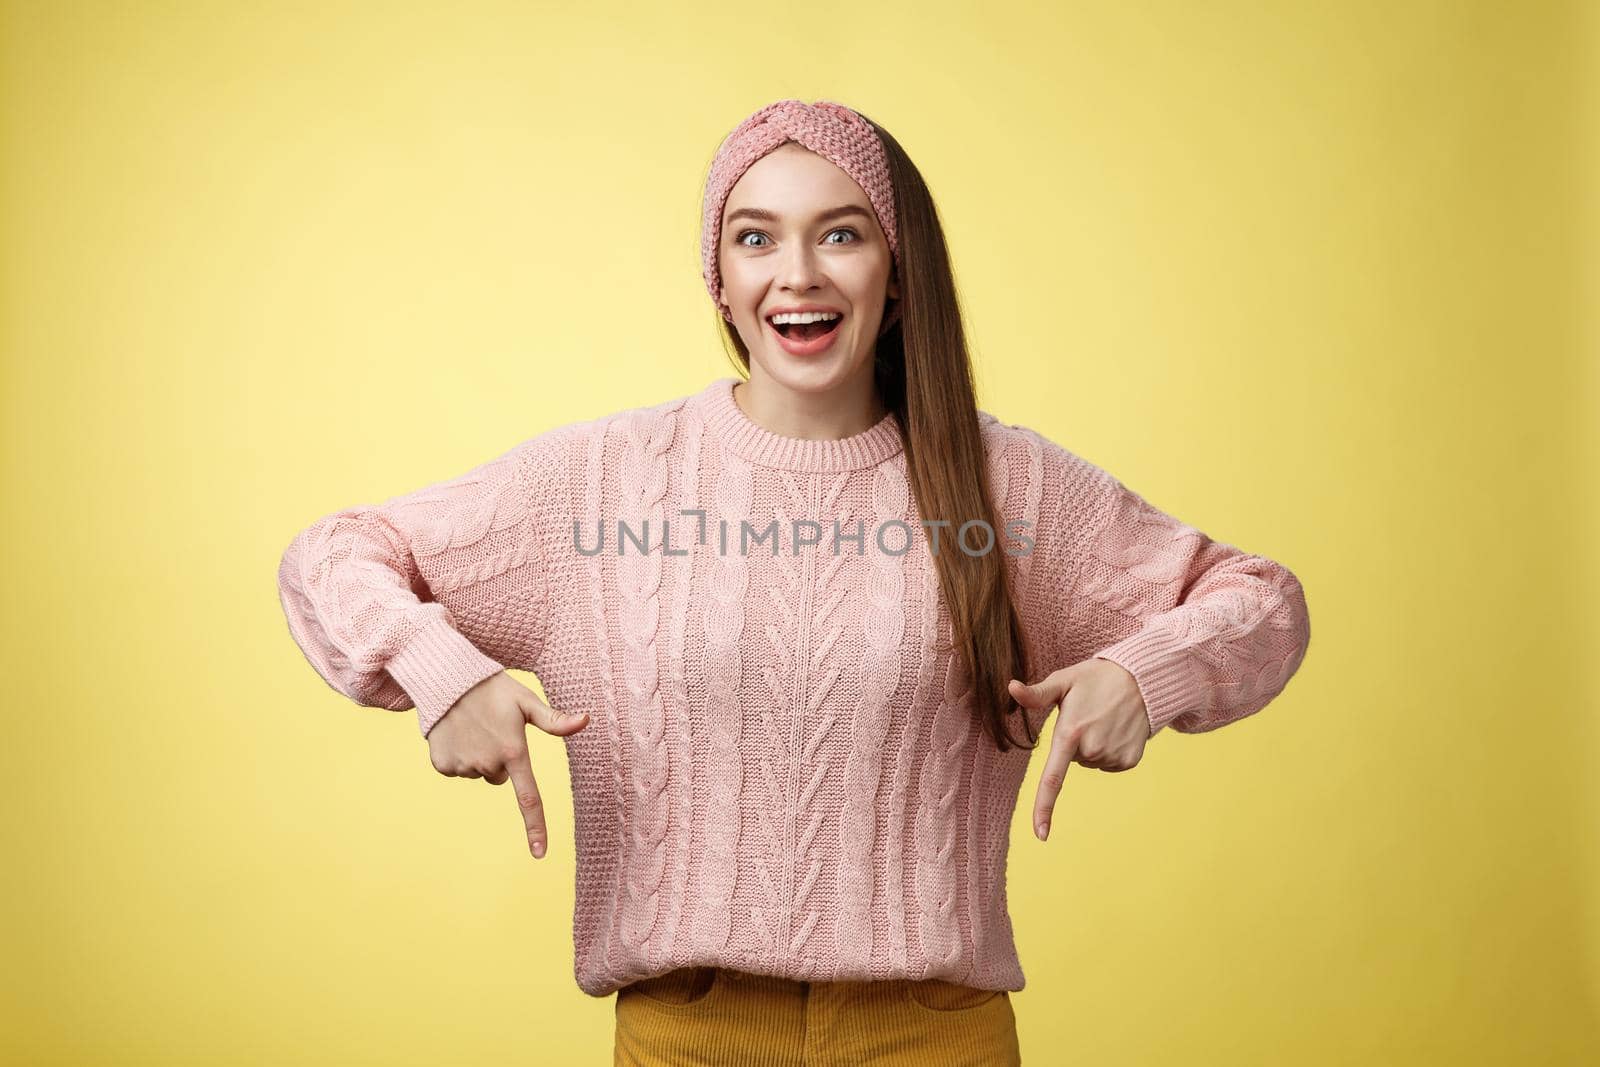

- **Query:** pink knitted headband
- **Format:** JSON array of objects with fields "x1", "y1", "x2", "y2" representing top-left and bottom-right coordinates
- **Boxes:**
[{"x1": 701, "y1": 98, "x2": 902, "y2": 338}]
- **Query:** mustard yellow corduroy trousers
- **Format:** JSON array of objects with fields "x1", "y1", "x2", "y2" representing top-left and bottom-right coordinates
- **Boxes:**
[{"x1": 613, "y1": 965, "x2": 1022, "y2": 1066}]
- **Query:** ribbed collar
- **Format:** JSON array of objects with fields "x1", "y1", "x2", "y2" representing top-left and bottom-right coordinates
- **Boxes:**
[{"x1": 695, "y1": 376, "x2": 905, "y2": 472}]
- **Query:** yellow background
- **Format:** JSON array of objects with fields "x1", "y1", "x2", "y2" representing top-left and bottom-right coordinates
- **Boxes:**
[{"x1": 3, "y1": 0, "x2": 1595, "y2": 1062}]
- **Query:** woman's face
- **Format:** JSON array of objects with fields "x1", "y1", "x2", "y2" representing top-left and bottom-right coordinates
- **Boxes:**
[{"x1": 718, "y1": 143, "x2": 899, "y2": 394}]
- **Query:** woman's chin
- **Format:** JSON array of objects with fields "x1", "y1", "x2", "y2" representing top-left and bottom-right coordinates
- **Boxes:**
[{"x1": 755, "y1": 347, "x2": 877, "y2": 394}]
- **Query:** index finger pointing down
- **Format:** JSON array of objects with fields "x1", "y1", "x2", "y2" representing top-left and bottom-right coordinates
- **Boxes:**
[{"x1": 504, "y1": 748, "x2": 548, "y2": 859}]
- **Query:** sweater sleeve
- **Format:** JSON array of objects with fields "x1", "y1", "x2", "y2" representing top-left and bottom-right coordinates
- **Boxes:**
[
  {"x1": 276, "y1": 430, "x2": 562, "y2": 738},
  {"x1": 1032, "y1": 444, "x2": 1311, "y2": 738},
  {"x1": 1075, "y1": 470, "x2": 1312, "y2": 739}
]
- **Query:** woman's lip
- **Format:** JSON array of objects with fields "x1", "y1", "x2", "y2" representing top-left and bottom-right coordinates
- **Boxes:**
[{"x1": 766, "y1": 313, "x2": 845, "y2": 357}]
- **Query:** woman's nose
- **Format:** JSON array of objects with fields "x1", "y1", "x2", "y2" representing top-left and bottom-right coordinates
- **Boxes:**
[{"x1": 776, "y1": 246, "x2": 825, "y2": 290}]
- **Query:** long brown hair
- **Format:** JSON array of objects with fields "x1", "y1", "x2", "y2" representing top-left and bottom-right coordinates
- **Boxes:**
[{"x1": 711, "y1": 111, "x2": 1041, "y2": 753}]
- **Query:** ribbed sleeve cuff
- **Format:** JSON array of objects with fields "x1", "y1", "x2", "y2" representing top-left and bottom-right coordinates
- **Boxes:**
[
  {"x1": 1092, "y1": 624, "x2": 1205, "y2": 737},
  {"x1": 385, "y1": 615, "x2": 506, "y2": 738}
]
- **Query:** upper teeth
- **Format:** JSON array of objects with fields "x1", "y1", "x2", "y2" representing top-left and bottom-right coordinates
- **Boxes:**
[{"x1": 769, "y1": 311, "x2": 841, "y2": 325}]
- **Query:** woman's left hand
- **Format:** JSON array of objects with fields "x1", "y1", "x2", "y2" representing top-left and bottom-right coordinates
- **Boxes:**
[{"x1": 1008, "y1": 658, "x2": 1152, "y2": 842}]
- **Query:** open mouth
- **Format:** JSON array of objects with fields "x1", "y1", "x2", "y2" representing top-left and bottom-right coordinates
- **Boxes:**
[{"x1": 767, "y1": 312, "x2": 845, "y2": 350}]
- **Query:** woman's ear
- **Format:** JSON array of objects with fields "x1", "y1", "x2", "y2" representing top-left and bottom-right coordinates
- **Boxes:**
[{"x1": 887, "y1": 270, "x2": 900, "y2": 301}]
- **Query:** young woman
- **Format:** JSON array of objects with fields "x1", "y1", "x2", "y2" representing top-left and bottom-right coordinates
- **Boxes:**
[{"x1": 277, "y1": 98, "x2": 1311, "y2": 1066}]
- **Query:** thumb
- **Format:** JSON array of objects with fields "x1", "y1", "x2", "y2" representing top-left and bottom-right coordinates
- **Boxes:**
[
  {"x1": 1007, "y1": 666, "x2": 1077, "y2": 712},
  {"x1": 521, "y1": 692, "x2": 590, "y2": 736}
]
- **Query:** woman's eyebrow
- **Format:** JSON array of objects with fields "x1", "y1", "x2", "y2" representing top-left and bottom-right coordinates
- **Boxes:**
[{"x1": 726, "y1": 205, "x2": 873, "y2": 226}]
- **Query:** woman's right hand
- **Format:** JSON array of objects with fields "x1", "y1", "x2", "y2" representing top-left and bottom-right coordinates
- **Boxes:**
[{"x1": 425, "y1": 670, "x2": 590, "y2": 859}]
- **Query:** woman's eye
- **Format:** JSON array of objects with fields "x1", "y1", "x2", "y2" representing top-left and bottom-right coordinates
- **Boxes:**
[{"x1": 734, "y1": 227, "x2": 859, "y2": 248}]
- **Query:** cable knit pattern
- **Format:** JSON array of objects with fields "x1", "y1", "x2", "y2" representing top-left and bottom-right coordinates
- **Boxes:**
[
  {"x1": 832, "y1": 459, "x2": 907, "y2": 978},
  {"x1": 578, "y1": 418, "x2": 623, "y2": 981},
  {"x1": 655, "y1": 401, "x2": 702, "y2": 970},
  {"x1": 916, "y1": 636, "x2": 974, "y2": 976},
  {"x1": 899, "y1": 517, "x2": 945, "y2": 973},
  {"x1": 687, "y1": 443, "x2": 750, "y2": 959},
  {"x1": 749, "y1": 473, "x2": 797, "y2": 960},
  {"x1": 276, "y1": 438, "x2": 548, "y2": 737},
  {"x1": 277, "y1": 376, "x2": 1312, "y2": 997},
  {"x1": 616, "y1": 403, "x2": 679, "y2": 955},
  {"x1": 1056, "y1": 462, "x2": 1312, "y2": 735}
]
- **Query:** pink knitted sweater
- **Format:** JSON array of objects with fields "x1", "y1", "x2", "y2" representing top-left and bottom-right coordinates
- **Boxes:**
[{"x1": 277, "y1": 376, "x2": 1310, "y2": 997}]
